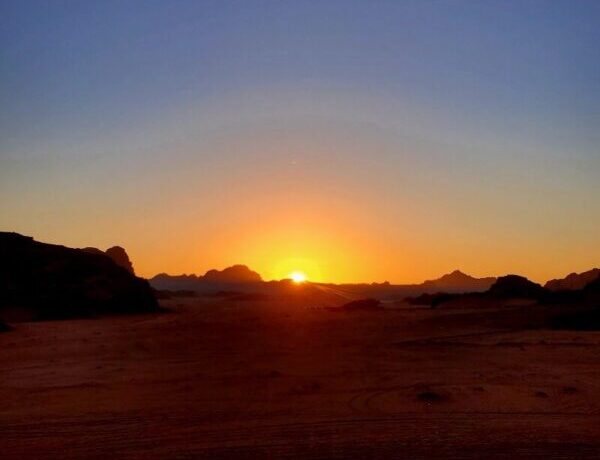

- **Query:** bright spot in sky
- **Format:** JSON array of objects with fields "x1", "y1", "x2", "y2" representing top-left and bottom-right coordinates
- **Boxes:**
[{"x1": 289, "y1": 271, "x2": 307, "y2": 283}]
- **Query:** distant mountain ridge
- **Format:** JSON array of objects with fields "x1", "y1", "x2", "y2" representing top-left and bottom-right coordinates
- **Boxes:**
[
  {"x1": 421, "y1": 270, "x2": 496, "y2": 292},
  {"x1": 150, "y1": 265, "x2": 262, "y2": 292},
  {"x1": 150, "y1": 268, "x2": 496, "y2": 299},
  {"x1": 151, "y1": 266, "x2": 600, "y2": 303},
  {"x1": 545, "y1": 268, "x2": 600, "y2": 291},
  {"x1": 203, "y1": 265, "x2": 262, "y2": 283}
]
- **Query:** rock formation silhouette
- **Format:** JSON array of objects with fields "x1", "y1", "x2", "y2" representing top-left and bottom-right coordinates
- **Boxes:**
[
  {"x1": 150, "y1": 265, "x2": 263, "y2": 293},
  {"x1": 0, "y1": 232, "x2": 158, "y2": 322},
  {"x1": 83, "y1": 246, "x2": 135, "y2": 274},
  {"x1": 202, "y1": 264, "x2": 262, "y2": 283},
  {"x1": 408, "y1": 274, "x2": 551, "y2": 308},
  {"x1": 487, "y1": 275, "x2": 547, "y2": 299},
  {"x1": 105, "y1": 246, "x2": 135, "y2": 274}
]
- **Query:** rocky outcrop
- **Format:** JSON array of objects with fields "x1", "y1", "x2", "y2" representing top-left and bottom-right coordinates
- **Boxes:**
[
  {"x1": 149, "y1": 265, "x2": 262, "y2": 293},
  {"x1": 105, "y1": 246, "x2": 134, "y2": 274},
  {"x1": 487, "y1": 275, "x2": 547, "y2": 299},
  {"x1": 83, "y1": 246, "x2": 135, "y2": 274},
  {"x1": 0, "y1": 232, "x2": 158, "y2": 322},
  {"x1": 407, "y1": 275, "x2": 548, "y2": 308},
  {"x1": 202, "y1": 265, "x2": 262, "y2": 283},
  {"x1": 545, "y1": 268, "x2": 600, "y2": 291}
]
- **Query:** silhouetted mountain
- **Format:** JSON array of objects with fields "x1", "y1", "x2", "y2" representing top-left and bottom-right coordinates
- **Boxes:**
[
  {"x1": 83, "y1": 245, "x2": 135, "y2": 274},
  {"x1": 150, "y1": 265, "x2": 262, "y2": 293},
  {"x1": 202, "y1": 264, "x2": 262, "y2": 283},
  {"x1": 421, "y1": 270, "x2": 496, "y2": 292},
  {"x1": 152, "y1": 269, "x2": 496, "y2": 301},
  {"x1": 411, "y1": 274, "x2": 552, "y2": 308},
  {"x1": 150, "y1": 273, "x2": 200, "y2": 290},
  {"x1": 487, "y1": 275, "x2": 547, "y2": 299},
  {"x1": 150, "y1": 272, "x2": 350, "y2": 305},
  {"x1": 545, "y1": 268, "x2": 600, "y2": 291},
  {"x1": 0, "y1": 321, "x2": 11, "y2": 332},
  {"x1": 0, "y1": 232, "x2": 158, "y2": 322},
  {"x1": 315, "y1": 270, "x2": 496, "y2": 302}
]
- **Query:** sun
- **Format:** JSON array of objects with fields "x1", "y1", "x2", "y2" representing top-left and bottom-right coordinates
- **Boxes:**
[{"x1": 289, "y1": 271, "x2": 307, "y2": 283}]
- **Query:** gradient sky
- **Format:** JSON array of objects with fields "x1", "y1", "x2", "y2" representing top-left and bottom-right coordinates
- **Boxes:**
[{"x1": 1, "y1": 0, "x2": 599, "y2": 283}]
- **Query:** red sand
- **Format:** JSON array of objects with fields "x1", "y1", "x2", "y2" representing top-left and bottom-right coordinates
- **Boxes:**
[{"x1": 2, "y1": 298, "x2": 600, "y2": 459}]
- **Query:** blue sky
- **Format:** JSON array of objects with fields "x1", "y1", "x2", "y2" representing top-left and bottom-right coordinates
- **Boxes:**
[
  {"x1": 2, "y1": 1, "x2": 599, "y2": 150},
  {"x1": 1, "y1": 1, "x2": 599, "y2": 282}
]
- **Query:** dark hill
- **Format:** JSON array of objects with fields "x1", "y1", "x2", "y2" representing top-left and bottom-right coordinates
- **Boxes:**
[
  {"x1": 410, "y1": 274, "x2": 550, "y2": 308},
  {"x1": 545, "y1": 268, "x2": 600, "y2": 291},
  {"x1": 487, "y1": 275, "x2": 547, "y2": 299},
  {"x1": 202, "y1": 264, "x2": 262, "y2": 283},
  {"x1": 0, "y1": 232, "x2": 158, "y2": 322},
  {"x1": 149, "y1": 265, "x2": 262, "y2": 293}
]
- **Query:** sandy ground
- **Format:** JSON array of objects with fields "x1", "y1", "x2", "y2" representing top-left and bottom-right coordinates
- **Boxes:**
[{"x1": 2, "y1": 297, "x2": 600, "y2": 459}]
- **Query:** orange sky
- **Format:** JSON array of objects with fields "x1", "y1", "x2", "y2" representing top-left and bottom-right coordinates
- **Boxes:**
[{"x1": 4, "y1": 115, "x2": 597, "y2": 285}]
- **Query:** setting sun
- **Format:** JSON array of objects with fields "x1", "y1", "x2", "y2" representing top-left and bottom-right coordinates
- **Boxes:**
[{"x1": 289, "y1": 271, "x2": 307, "y2": 283}]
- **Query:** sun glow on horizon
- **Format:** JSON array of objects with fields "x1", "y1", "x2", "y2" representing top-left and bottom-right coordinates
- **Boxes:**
[{"x1": 289, "y1": 271, "x2": 307, "y2": 283}]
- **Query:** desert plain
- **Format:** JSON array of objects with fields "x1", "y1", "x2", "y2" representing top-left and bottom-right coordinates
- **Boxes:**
[{"x1": 2, "y1": 296, "x2": 600, "y2": 459}]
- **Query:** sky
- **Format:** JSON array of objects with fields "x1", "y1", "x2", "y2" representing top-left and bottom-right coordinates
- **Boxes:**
[{"x1": 1, "y1": 0, "x2": 599, "y2": 283}]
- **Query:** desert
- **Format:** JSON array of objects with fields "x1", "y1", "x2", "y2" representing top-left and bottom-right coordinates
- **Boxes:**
[
  {"x1": 2, "y1": 242, "x2": 600, "y2": 458},
  {"x1": 2, "y1": 2, "x2": 599, "y2": 458}
]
